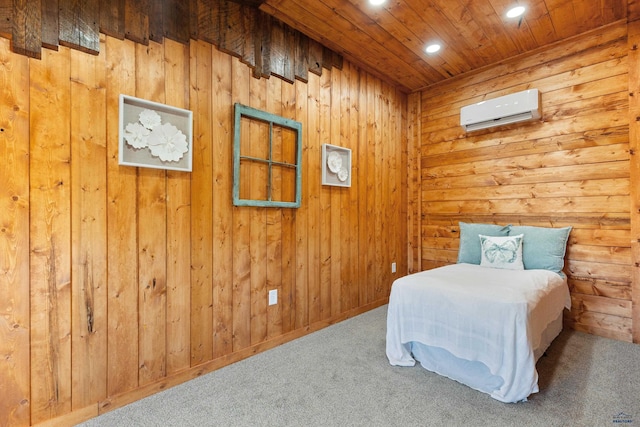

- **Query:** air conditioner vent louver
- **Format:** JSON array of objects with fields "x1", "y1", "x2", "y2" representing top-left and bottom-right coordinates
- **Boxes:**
[{"x1": 460, "y1": 89, "x2": 542, "y2": 132}]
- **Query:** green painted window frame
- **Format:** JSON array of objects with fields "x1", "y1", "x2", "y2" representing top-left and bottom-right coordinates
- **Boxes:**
[{"x1": 233, "y1": 103, "x2": 302, "y2": 208}]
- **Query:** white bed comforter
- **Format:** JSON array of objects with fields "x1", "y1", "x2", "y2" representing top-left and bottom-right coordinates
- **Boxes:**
[{"x1": 386, "y1": 263, "x2": 570, "y2": 403}]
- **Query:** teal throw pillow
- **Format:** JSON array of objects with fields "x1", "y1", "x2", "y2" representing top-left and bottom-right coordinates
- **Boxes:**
[
  {"x1": 508, "y1": 225, "x2": 572, "y2": 274},
  {"x1": 457, "y1": 222, "x2": 511, "y2": 265}
]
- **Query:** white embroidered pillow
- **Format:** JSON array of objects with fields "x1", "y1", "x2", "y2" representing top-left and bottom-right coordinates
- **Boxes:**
[{"x1": 479, "y1": 234, "x2": 524, "y2": 270}]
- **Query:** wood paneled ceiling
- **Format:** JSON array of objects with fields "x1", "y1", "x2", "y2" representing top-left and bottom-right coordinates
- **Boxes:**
[{"x1": 258, "y1": 0, "x2": 628, "y2": 92}]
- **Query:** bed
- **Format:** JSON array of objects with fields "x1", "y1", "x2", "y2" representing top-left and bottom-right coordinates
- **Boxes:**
[{"x1": 386, "y1": 222, "x2": 572, "y2": 403}]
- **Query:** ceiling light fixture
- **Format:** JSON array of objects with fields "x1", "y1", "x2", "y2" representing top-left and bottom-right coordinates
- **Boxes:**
[
  {"x1": 369, "y1": 0, "x2": 386, "y2": 5},
  {"x1": 506, "y1": 6, "x2": 526, "y2": 18},
  {"x1": 426, "y1": 43, "x2": 441, "y2": 54}
]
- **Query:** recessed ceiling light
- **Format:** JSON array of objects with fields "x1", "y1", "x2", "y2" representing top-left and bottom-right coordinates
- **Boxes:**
[
  {"x1": 426, "y1": 44, "x2": 441, "y2": 54},
  {"x1": 369, "y1": 0, "x2": 386, "y2": 5},
  {"x1": 506, "y1": 6, "x2": 526, "y2": 18}
]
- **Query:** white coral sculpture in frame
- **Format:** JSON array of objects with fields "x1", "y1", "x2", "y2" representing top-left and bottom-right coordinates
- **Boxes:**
[
  {"x1": 124, "y1": 122, "x2": 150, "y2": 149},
  {"x1": 123, "y1": 108, "x2": 188, "y2": 162},
  {"x1": 139, "y1": 109, "x2": 162, "y2": 129},
  {"x1": 147, "y1": 122, "x2": 189, "y2": 162}
]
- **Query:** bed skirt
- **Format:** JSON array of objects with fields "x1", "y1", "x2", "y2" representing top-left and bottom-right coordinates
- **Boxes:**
[{"x1": 407, "y1": 312, "x2": 563, "y2": 400}]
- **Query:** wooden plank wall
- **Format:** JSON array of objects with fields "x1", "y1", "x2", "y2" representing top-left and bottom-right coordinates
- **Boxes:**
[
  {"x1": 0, "y1": 34, "x2": 407, "y2": 427},
  {"x1": 628, "y1": 5, "x2": 640, "y2": 346},
  {"x1": 411, "y1": 21, "x2": 633, "y2": 343}
]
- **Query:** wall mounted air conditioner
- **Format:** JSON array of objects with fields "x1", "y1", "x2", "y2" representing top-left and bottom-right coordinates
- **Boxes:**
[{"x1": 460, "y1": 89, "x2": 542, "y2": 132}]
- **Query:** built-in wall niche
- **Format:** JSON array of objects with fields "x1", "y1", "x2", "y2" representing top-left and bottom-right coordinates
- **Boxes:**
[{"x1": 232, "y1": 103, "x2": 302, "y2": 208}]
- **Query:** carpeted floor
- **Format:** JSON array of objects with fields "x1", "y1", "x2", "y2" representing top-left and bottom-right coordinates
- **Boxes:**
[{"x1": 78, "y1": 305, "x2": 640, "y2": 427}]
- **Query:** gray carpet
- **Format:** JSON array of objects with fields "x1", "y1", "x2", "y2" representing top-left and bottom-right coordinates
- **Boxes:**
[{"x1": 79, "y1": 305, "x2": 640, "y2": 427}]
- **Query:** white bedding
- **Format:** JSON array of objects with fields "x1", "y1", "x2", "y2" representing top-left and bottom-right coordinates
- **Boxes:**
[{"x1": 386, "y1": 263, "x2": 570, "y2": 403}]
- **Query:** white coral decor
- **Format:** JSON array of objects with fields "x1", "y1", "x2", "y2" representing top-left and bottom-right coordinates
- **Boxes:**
[
  {"x1": 123, "y1": 108, "x2": 188, "y2": 162},
  {"x1": 138, "y1": 109, "x2": 162, "y2": 129},
  {"x1": 147, "y1": 122, "x2": 188, "y2": 162},
  {"x1": 124, "y1": 122, "x2": 150, "y2": 149}
]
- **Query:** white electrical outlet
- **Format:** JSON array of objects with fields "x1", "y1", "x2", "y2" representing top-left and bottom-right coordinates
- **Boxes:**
[
  {"x1": 391, "y1": 262, "x2": 397, "y2": 273},
  {"x1": 268, "y1": 289, "x2": 278, "y2": 305}
]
